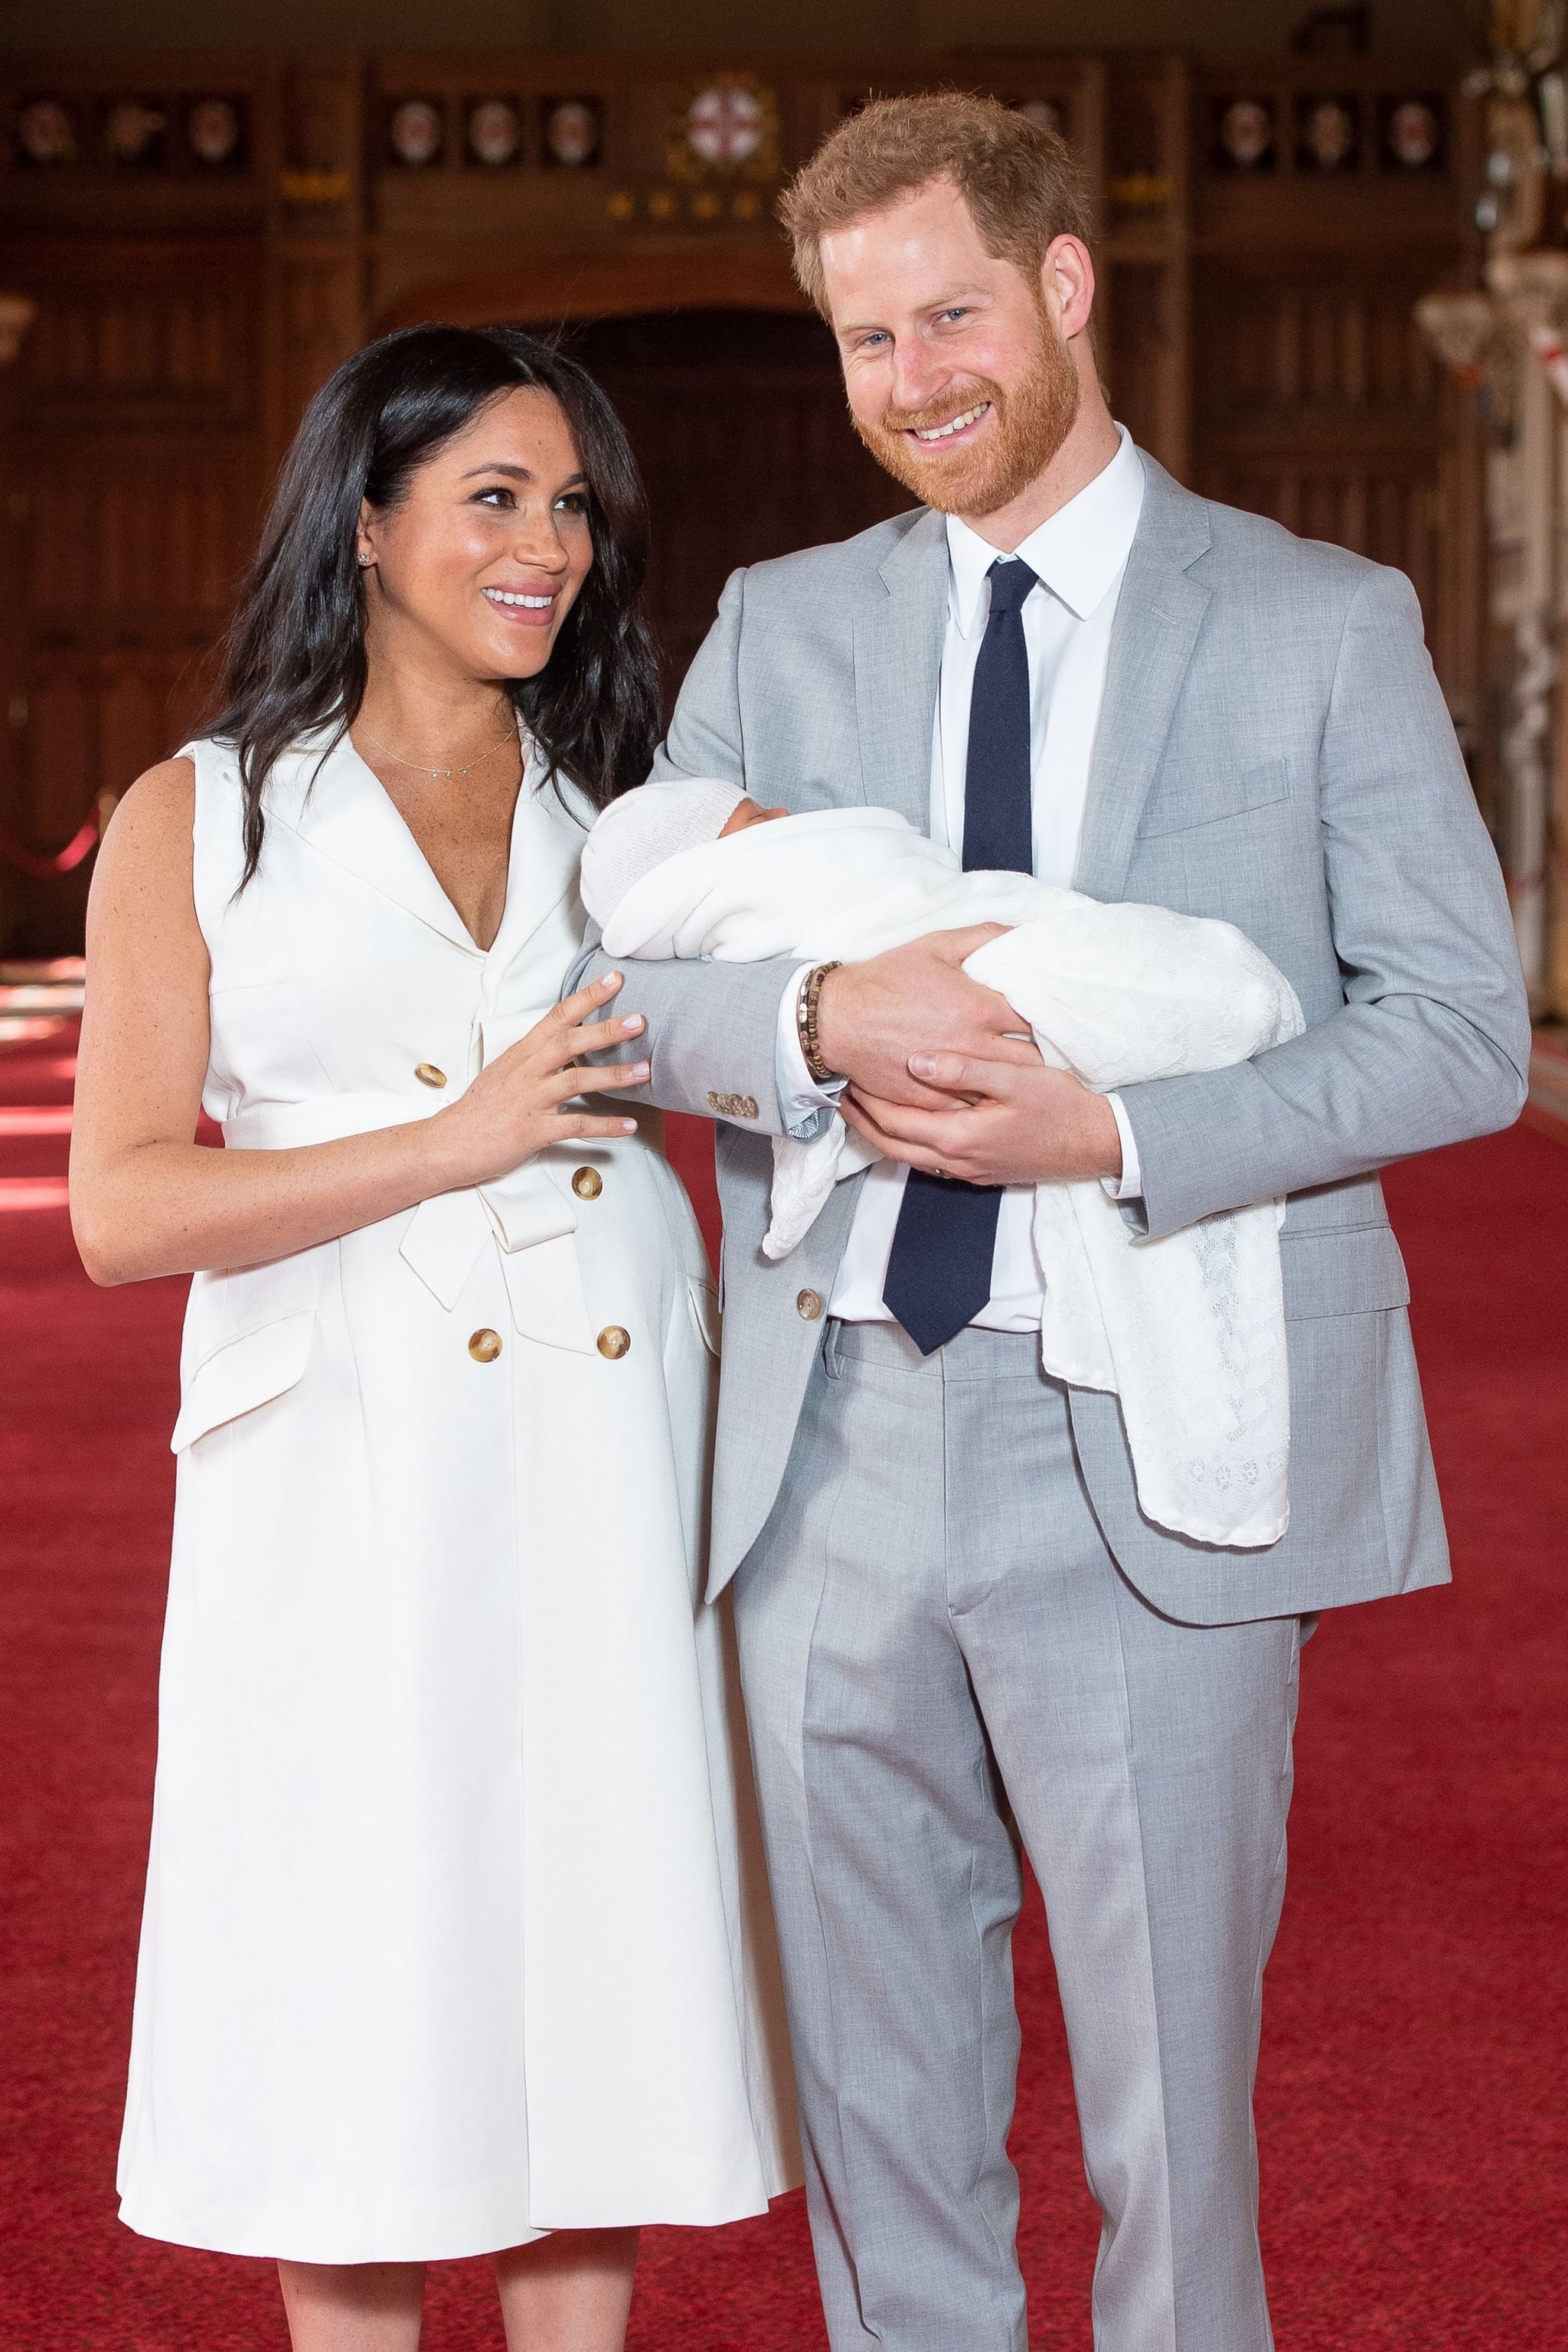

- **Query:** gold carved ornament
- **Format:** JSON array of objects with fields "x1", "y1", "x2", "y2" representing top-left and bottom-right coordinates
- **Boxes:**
[{"x1": 666, "y1": 74, "x2": 780, "y2": 185}]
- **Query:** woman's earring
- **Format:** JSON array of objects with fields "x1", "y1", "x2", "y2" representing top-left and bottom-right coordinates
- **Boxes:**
[{"x1": 357, "y1": 550, "x2": 373, "y2": 568}]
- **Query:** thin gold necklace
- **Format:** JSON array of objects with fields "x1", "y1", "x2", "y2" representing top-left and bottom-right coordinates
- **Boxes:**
[{"x1": 356, "y1": 714, "x2": 520, "y2": 784}]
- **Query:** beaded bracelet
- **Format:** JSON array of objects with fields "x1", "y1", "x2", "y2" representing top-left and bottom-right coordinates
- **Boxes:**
[{"x1": 795, "y1": 961, "x2": 844, "y2": 1086}]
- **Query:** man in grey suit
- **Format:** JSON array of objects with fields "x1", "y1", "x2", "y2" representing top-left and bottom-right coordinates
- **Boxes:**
[{"x1": 580, "y1": 93, "x2": 1530, "y2": 2352}]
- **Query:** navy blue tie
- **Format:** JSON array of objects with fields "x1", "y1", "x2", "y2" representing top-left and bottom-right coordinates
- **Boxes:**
[{"x1": 882, "y1": 557, "x2": 1037, "y2": 1355}]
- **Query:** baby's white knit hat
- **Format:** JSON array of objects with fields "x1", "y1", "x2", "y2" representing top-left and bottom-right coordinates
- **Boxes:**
[{"x1": 580, "y1": 776, "x2": 747, "y2": 926}]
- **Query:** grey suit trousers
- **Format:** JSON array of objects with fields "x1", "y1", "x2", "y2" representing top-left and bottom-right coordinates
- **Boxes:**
[{"x1": 734, "y1": 1319, "x2": 1302, "y2": 2352}]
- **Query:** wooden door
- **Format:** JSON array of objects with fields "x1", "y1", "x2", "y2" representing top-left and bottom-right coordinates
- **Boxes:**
[{"x1": 547, "y1": 309, "x2": 909, "y2": 704}]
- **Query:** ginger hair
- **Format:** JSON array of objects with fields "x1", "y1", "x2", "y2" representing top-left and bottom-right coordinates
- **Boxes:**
[{"x1": 779, "y1": 90, "x2": 1094, "y2": 318}]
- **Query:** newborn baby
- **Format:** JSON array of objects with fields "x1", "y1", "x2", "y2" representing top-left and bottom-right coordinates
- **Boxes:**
[{"x1": 580, "y1": 776, "x2": 1305, "y2": 1550}]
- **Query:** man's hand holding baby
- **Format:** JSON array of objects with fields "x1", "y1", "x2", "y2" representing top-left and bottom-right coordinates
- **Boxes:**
[
  {"x1": 816, "y1": 932, "x2": 1124, "y2": 1186},
  {"x1": 841, "y1": 1054, "x2": 1125, "y2": 1187}
]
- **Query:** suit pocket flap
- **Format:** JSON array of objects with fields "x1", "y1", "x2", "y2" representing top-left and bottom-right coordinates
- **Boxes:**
[
  {"x1": 1280, "y1": 1224, "x2": 1410, "y2": 1320},
  {"x1": 172, "y1": 1310, "x2": 316, "y2": 1452},
  {"x1": 1138, "y1": 756, "x2": 1289, "y2": 839}
]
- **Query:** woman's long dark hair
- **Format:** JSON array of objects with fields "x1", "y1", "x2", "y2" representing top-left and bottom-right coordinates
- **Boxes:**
[{"x1": 207, "y1": 324, "x2": 663, "y2": 884}]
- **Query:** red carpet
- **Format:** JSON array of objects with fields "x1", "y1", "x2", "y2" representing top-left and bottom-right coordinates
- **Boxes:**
[{"x1": 2, "y1": 1037, "x2": 1564, "y2": 2349}]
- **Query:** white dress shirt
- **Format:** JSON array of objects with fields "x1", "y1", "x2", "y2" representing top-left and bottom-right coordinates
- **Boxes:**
[{"x1": 776, "y1": 423, "x2": 1146, "y2": 1330}]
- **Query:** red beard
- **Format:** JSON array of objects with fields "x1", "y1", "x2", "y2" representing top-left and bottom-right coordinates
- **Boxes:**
[{"x1": 854, "y1": 312, "x2": 1081, "y2": 518}]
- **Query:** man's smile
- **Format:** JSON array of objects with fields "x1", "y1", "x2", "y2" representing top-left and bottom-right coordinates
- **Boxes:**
[{"x1": 909, "y1": 400, "x2": 992, "y2": 445}]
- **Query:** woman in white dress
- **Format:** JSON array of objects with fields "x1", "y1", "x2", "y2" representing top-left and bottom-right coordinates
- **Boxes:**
[{"x1": 69, "y1": 325, "x2": 797, "y2": 2352}]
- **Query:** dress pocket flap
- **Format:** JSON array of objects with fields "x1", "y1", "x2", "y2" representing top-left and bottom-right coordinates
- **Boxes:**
[
  {"x1": 499, "y1": 1229, "x2": 596, "y2": 1352},
  {"x1": 1280, "y1": 1224, "x2": 1410, "y2": 1320},
  {"x1": 687, "y1": 1276, "x2": 722, "y2": 1357},
  {"x1": 171, "y1": 1310, "x2": 316, "y2": 1452}
]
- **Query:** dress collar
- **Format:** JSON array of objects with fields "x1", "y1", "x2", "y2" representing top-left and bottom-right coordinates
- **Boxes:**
[
  {"x1": 266, "y1": 721, "x2": 582, "y2": 962},
  {"x1": 945, "y1": 422, "x2": 1145, "y2": 637}
]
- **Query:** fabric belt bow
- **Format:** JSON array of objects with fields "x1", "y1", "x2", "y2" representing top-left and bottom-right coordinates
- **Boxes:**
[{"x1": 221, "y1": 1088, "x2": 599, "y2": 1353}]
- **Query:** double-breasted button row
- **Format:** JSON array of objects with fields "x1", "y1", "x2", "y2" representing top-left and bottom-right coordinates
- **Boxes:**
[
  {"x1": 466, "y1": 1149, "x2": 621, "y2": 1361},
  {"x1": 567, "y1": 1172, "x2": 626, "y2": 1356},
  {"x1": 469, "y1": 1322, "x2": 629, "y2": 1362}
]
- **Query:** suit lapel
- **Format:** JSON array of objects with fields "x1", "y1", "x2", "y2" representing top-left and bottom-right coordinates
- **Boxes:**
[
  {"x1": 1076, "y1": 456, "x2": 1214, "y2": 902},
  {"x1": 852, "y1": 508, "x2": 948, "y2": 828}
]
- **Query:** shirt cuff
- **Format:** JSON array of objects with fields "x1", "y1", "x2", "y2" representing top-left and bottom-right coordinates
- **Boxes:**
[
  {"x1": 776, "y1": 963, "x2": 847, "y2": 1141},
  {"x1": 1102, "y1": 1092, "x2": 1143, "y2": 1201}
]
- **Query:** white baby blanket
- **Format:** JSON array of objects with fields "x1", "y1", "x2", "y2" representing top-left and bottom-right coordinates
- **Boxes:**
[{"x1": 599, "y1": 805, "x2": 1305, "y2": 1549}]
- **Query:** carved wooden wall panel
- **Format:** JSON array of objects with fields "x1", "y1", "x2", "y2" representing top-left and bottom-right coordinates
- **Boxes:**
[
  {"x1": 1192, "y1": 52, "x2": 1481, "y2": 757},
  {"x1": 25, "y1": 448, "x2": 247, "y2": 622},
  {"x1": 18, "y1": 658, "x2": 211, "y2": 826},
  {"x1": 1194, "y1": 272, "x2": 1449, "y2": 617},
  {"x1": 1200, "y1": 280, "x2": 1441, "y2": 416},
  {"x1": 0, "y1": 43, "x2": 1476, "y2": 952},
  {"x1": 19, "y1": 279, "x2": 246, "y2": 420},
  {"x1": 1200, "y1": 449, "x2": 1442, "y2": 597},
  {"x1": 4, "y1": 654, "x2": 217, "y2": 945},
  {"x1": 265, "y1": 54, "x2": 365, "y2": 469},
  {"x1": 1193, "y1": 275, "x2": 1465, "y2": 714},
  {"x1": 0, "y1": 224, "x2": 263, "y2": 944}
]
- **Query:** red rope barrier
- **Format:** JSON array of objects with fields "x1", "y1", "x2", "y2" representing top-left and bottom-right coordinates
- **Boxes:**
[{"x1": 0, "y1": 808, "x2": 103, "y2": 880}]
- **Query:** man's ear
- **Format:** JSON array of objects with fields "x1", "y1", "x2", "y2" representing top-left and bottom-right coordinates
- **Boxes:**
[{"x1": 1040, "y1": 234, "x2": 1096, "y2": 343}]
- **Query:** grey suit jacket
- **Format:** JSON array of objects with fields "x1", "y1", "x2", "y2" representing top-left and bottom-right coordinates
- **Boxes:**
[{"x1": 579, "y1": 452, "x2": 1530, "y2": 1622}]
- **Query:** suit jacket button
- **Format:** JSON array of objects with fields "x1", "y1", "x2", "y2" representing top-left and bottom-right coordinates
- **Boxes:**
[
  {"x1": 572, "y1": 1165, "x2": 603, "y2": 1200},
  {"x1": 596, "y1": 1325, "x2": 631, "y2": 1360},
  {"x1": 415, "y1": 1063, "x2": 448, "y2": 1089},
  {"x1": 796, "y1": 1289, "x2": 823, "y2": 1321},
  {"x1": 469, "y1": 1328, "x2": 502, "y2": 1362}
]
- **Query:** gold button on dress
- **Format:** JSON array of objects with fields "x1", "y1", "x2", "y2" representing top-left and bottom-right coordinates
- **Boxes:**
[
  {"x1": 468, "y1": 1328, "x2": 503, "y2": 1363},
  {"x1": 596, "y1": 1325, "x2": 631, "y2": 1360},
  {"x1": 414, "y1": 1063, "x2": 447, "y2": 1089},
  {"x1": 572, "y1": 1166, "x2": 603, "y2": 1200}
]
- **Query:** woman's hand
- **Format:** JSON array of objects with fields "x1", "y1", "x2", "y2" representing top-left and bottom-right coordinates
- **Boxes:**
[
  {"x1": 428, "y1": 972, "x2": 649, "y2": 1188},
  {"x1": 71, "y1": 765, "x2": 655, "y2": 1285}
]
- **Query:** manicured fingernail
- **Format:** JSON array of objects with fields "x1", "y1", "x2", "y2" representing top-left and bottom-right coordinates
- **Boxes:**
[
  {"x1": 622, "y1": 1014, "x2": 643, "y2": 1032},
  {"x1": 632, "y1": 1061, "x2": 649, "y2": 1078},
  {"x1": 621, "y1": 1119, "x2": 637, "y2": 1132},
  {"x1": 910, "y1": 1055, "x2": 937, "y2": 1076}
]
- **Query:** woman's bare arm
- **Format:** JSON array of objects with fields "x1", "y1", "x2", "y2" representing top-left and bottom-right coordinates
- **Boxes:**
[{"x1": 70, "y1": 758, "x2": 648, "y2": 1287}]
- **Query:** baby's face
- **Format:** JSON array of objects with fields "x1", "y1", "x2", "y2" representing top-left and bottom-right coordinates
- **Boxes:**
[{"x1": 719, "y1": 797, "x2": 790, "y2": 838}]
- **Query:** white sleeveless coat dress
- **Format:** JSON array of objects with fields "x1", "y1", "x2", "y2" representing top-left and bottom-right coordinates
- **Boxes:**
[{"x1": 115, "y1": 731, "x2": 799, "y2": 2262}]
